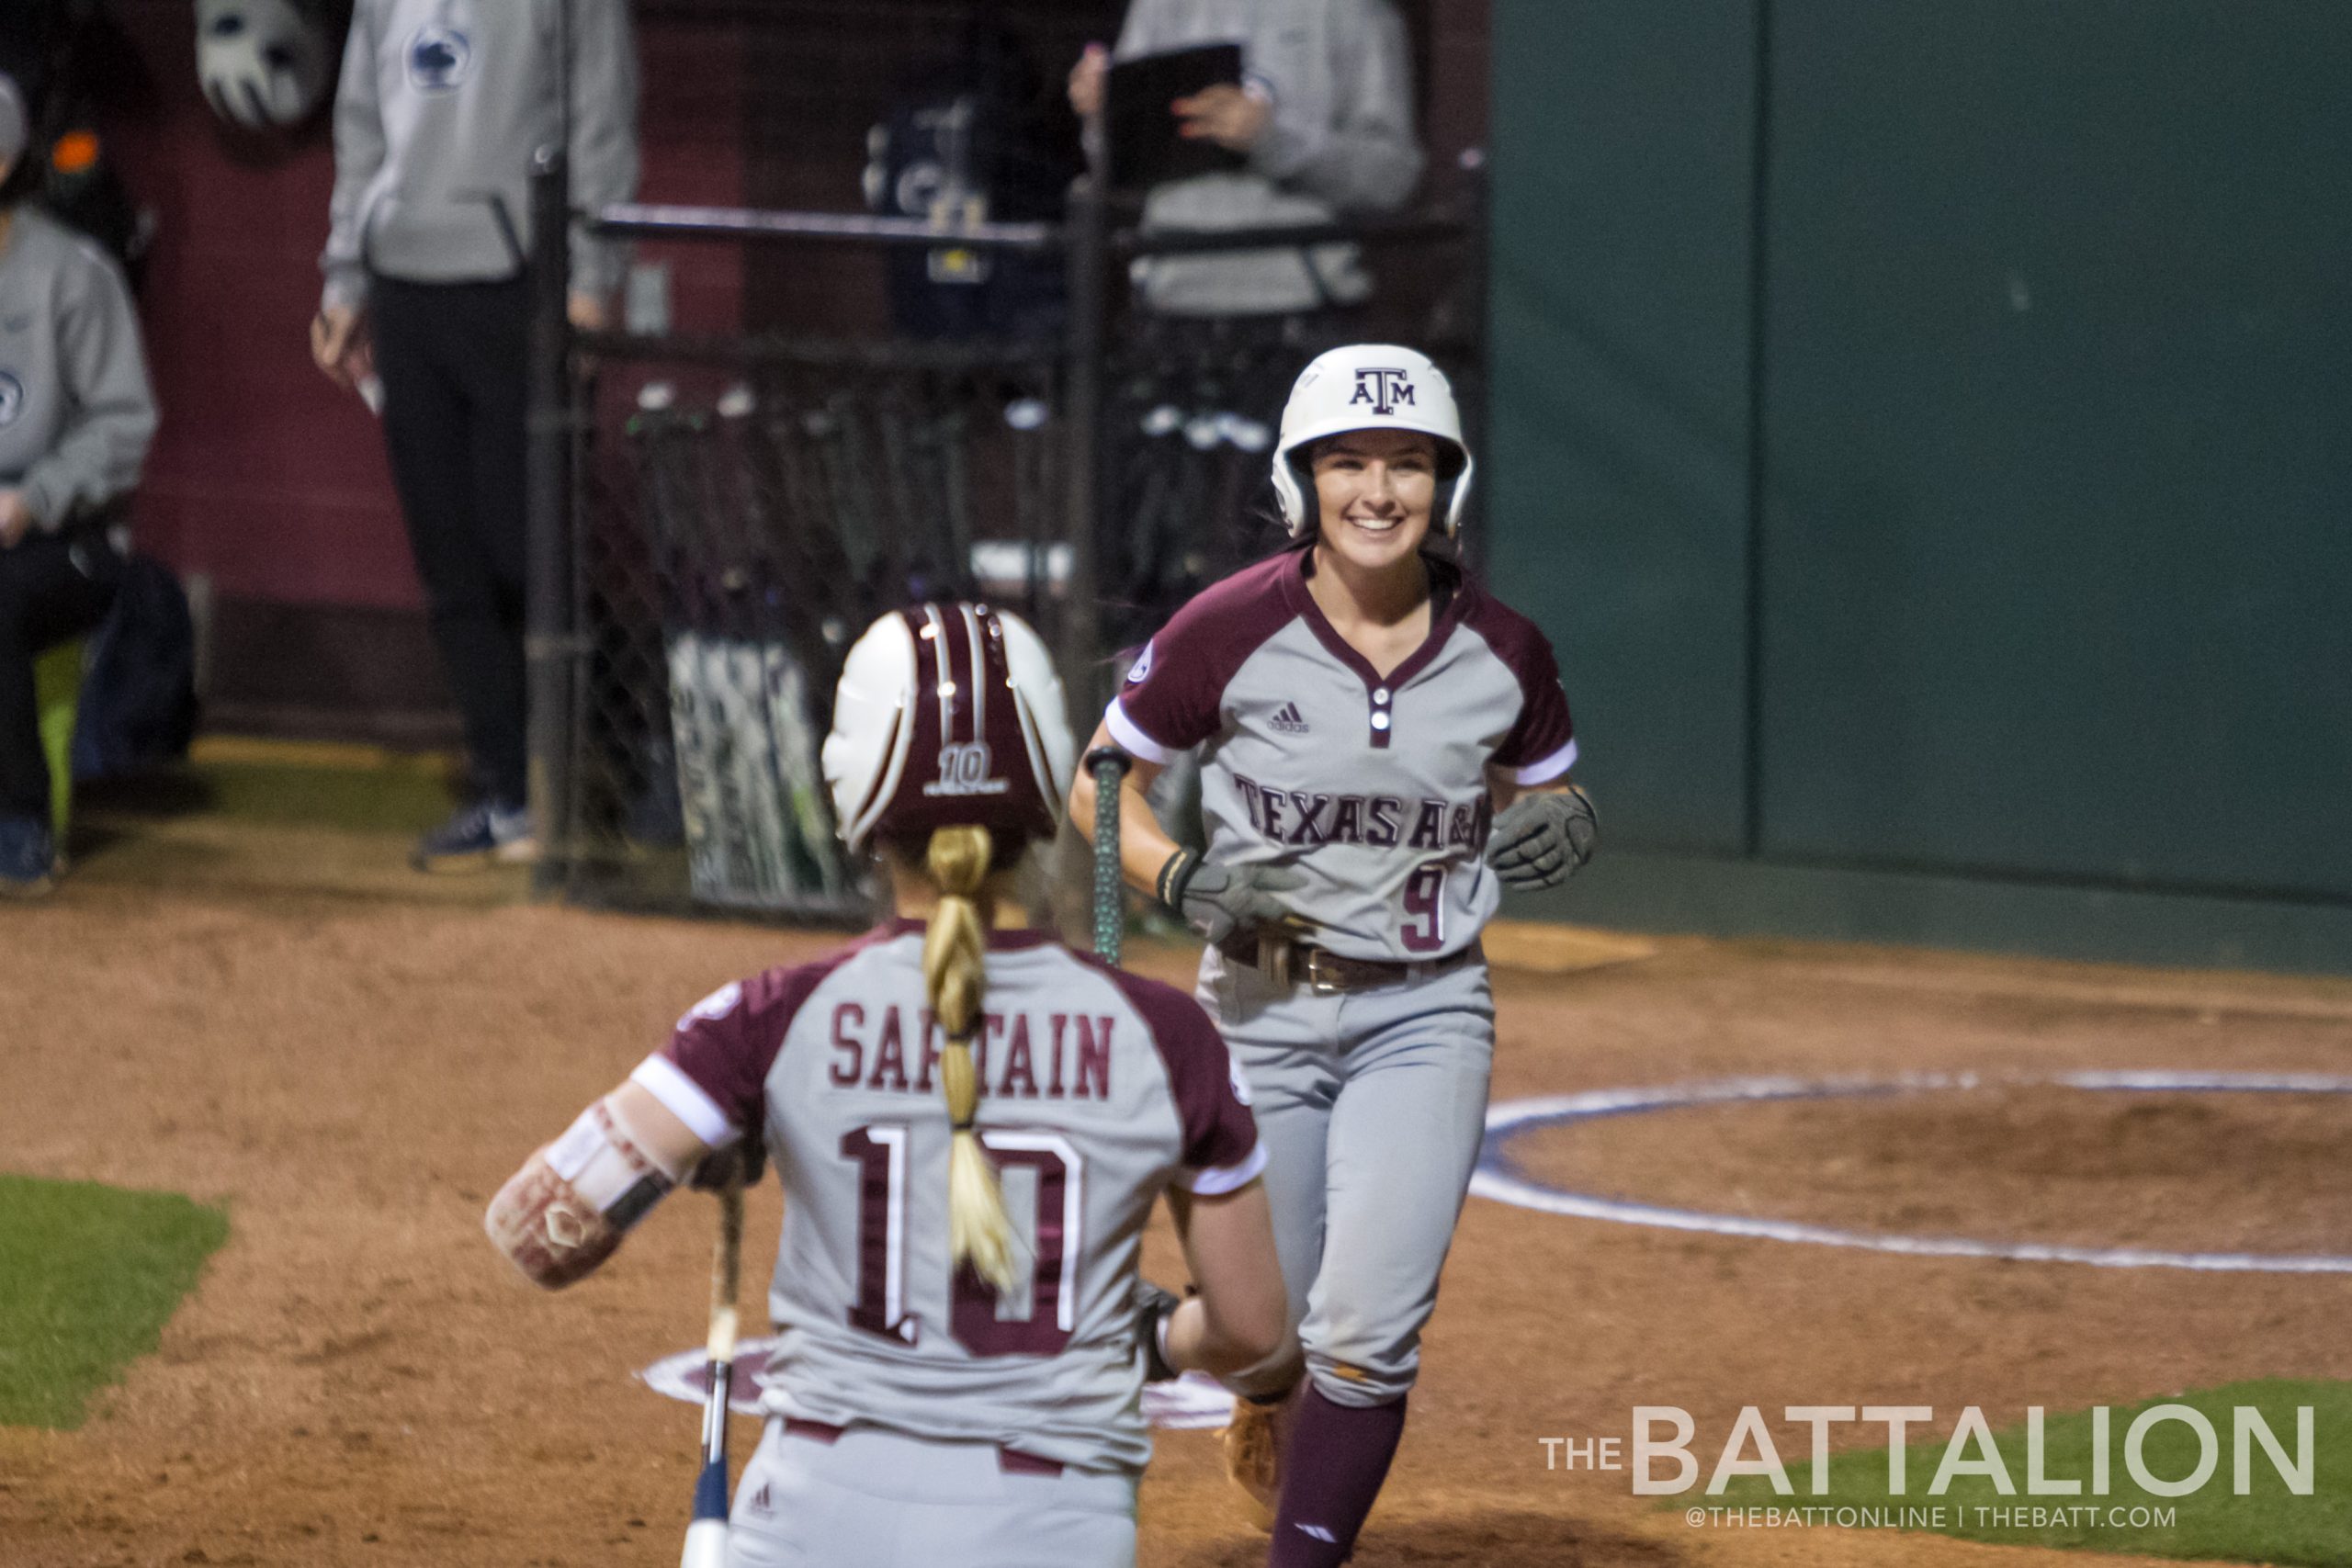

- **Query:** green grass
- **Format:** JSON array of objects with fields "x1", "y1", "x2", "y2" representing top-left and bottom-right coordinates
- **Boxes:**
[
  {"x1": 1707, "y1": 1381, "x2": 2352, "y2": 1565},
  {"x1": 0, "y1": 1175, "x2": 230, "y2": 1429}
]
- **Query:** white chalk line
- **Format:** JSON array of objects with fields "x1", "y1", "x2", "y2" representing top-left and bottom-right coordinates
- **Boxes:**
[{"x1": 1472, "y1": 1070, "x2": 2352, "y2": 1273}]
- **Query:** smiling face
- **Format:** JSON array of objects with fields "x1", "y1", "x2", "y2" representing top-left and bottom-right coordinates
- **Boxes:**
[{"x1": 1309, "y1": 428, "x2": 1441, "y2": 574}]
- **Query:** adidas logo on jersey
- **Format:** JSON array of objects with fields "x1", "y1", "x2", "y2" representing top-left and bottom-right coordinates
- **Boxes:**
[{"x1": 1269, "y1": 702, "x2": 1310, "y2": 735}]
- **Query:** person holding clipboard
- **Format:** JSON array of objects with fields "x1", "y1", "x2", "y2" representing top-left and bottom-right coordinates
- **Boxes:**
[{"x1": 1068, "y1": 0, "x2": 1423, "y2": 319}]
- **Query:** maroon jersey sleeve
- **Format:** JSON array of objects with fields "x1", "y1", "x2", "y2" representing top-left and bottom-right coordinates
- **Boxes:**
[
  {"x1": 652, "y1": 957, "x2": 842, "y2": 1131},
  {"x1": 1108, "y1": 970, "x2": 1263, "y2": 1191},
  {"x1": 1105, "y1": 552, "x2": 1299, "y2": 762},
  {"x1": 1467, "y1": 593, "x2": 1579, "y2": 784}
]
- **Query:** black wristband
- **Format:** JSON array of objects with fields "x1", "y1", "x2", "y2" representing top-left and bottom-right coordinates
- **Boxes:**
[
  {"x1": 1137, "y1": 1283, "x2": 1182, "y2": 1383},
  {"x1": 1155, "y1": 847, "x2": 1200, "y2": 909}
]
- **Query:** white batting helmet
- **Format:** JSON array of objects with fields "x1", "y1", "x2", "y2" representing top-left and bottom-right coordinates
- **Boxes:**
[
  {"x1": 1271, "y1": 344, "x2": 1475, "y2": 536},
  {"x1": 197, "y1": 0, "x2": 333, "y2": 132},
  {"x1": 821, "y1": 603, "x2": 1074, "y2": 853}
]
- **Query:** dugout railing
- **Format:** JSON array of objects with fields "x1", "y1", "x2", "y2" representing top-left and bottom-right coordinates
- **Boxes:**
[{"x1": 523, "y1": 152, "x2": 1487, "y2": 921}]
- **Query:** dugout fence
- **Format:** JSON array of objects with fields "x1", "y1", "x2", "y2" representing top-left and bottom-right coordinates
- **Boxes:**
[{"x1": 525, "y1": 152, "x2": 1487, "y2": 920}]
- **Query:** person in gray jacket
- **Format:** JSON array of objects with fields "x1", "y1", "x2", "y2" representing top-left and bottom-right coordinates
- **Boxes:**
[
  {"x1": 0, "y1": 72, "x2": 158, "y2": 897},
  {"x1": 311, "y1": 0, "x2": 637, "y2": 871},
  {"x1": 1069, "y1": 0, "x2": 1423, "y2": 317}
]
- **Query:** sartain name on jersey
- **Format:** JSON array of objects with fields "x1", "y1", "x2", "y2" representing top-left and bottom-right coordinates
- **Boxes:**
[
  {"x1": 830, "y1": 1003, "x2": 1114, "y2": 1100},
  {"x1": 922, "y1": 740, "x2": 1011, "y2": 798},
  {"x1": 1351, "y1": 367, "x2": 1418, "y2": 416},
  {"x1": 1231, "y1": 772, "x2": 1491, "y2": 852}
]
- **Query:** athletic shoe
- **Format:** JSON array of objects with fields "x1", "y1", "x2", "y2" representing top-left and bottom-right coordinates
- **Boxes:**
[
  {"x1": 0, "y1": 815, "x2": 57, "y2": 899},
  {"x1": 412, "y1": 799, "x2": 538, "y2": 873},
  {"x1": 1222, "y1": 1387, "x2": 1294, "y2": 1533}
]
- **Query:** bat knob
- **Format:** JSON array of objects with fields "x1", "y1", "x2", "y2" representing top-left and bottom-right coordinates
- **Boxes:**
[{"x1": 680, "y1": 1517, "x2": 731, "y2": 1568}]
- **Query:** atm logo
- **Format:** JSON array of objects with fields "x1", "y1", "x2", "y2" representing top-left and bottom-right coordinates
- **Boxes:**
[{"x1": 1350, "y1": 367, "x2": 1417, "y2": 416}]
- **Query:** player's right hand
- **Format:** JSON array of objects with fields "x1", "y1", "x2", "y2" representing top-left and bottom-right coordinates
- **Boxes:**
[
  {"x1": 1159, "y1": 850, "x2": 1307, "y2": 945},
  {"x1": 1136, "y1": 1278, "x2": 1185, "y2": 1382},
  {"x1": 687, "y1": 1127, "x2": 767, "y2": 1193},
  {"x1": 311, "y1": 304, "x2": 371, "y2": 391}
]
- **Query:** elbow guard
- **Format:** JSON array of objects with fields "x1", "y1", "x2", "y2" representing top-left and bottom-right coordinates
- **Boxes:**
[{"x1": 486, "y1": 1100, "x2": 684, "y2": 1289}]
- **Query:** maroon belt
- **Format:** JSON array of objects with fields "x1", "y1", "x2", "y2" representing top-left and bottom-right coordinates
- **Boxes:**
[
  {"x1": 784, "y1": 1417, "x2": 1064, "y2": 1478},
  {"x1": 1216, "y1": 932, "x2": 1483, "y2": 994}
]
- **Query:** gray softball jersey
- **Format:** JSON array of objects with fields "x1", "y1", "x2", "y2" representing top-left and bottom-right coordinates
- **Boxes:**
[
  {"x1": 0, "y1": 209, "x2": 156, "y2": 533},
  {"x1": 635, "y1": 921, "x2": 1263, "y2": 1474},
  {"x1": 322, "y1": 0, "x2": 638, "y2": 310},
  {"x1": 1107, "y1": 546, "x2": 1577, "y2": 960}
]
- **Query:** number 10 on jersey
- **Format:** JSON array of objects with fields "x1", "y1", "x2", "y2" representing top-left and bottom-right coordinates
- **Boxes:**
[{"x1": 839, "y1": 1124, "x2": 1085, "y2": 1356}]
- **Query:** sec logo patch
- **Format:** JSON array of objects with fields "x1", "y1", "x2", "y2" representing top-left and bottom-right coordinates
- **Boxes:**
[
  {"x1": 408, "y1": 25, "x2": 473, "y2": 92},
  {"x1": 679, "y1": 981, "x2": 741, "y2": 1030},
  {"x1": 1125, "y1": 641, "x2": 1154, "y2": 685},
  {"x1": 0, "y1": 372, "x2": 24, "y2": 428}
]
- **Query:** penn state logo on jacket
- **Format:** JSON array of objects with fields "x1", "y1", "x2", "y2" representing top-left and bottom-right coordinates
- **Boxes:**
[
  {"x1": 0, "y1": 372, "x2": 24, "y2": 429},
  {"x1": 408, "y1": 24, "x2": 473, "y2": 93}
]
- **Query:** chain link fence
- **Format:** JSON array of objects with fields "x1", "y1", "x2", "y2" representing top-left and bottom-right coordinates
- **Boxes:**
[{"x1": 534, "y1": 183, "x2": 1484, "y2": 921}]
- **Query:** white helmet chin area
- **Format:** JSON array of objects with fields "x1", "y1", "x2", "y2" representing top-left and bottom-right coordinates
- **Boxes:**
[
  {"x1": 821, "y1": 603, "x2": 1074, "y2": 853},
  {"x1": 1270, "y1": 344, "x2": 1474, "y2": 537},
  {"x1": 197, "y1": 0, "x2": 333, "y2": 131}
]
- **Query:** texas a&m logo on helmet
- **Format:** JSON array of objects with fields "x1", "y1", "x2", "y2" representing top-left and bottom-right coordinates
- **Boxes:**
[{"x1": 1350, "y1": 367, "x2": 1418, "y2": 417}]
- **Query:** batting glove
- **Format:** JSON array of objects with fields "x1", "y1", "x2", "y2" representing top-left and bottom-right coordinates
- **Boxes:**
[
  {"x1": 1486, "y1": 785, "x2": 1598, "y2": 889},
  {"x1": 1157, "y1": 849, "x2": 1307, "y2": 945},
  {"x1": 1136, "y1": 1279, "x2": 1185, "y2": 1382}
]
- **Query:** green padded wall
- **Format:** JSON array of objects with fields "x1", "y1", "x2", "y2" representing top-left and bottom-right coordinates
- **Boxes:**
[
  {"x1": 1758, "y1": 2, "x2": 2352, "y2": 900},
  {"x1": 1489, "y1": 1, "x2": 2352, "y2": 968},
  {"x1": 1487, "y1": 0, "x2": 1758, "y2": 853}
]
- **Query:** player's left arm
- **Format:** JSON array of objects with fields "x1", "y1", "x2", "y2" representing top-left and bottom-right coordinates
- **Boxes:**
[{"x1": 1485, "y1": 772, "x2": 1596, "y2": 889}]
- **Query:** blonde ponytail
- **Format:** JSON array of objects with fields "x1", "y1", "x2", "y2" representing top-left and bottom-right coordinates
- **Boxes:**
[{"x1": 922, "y1": 825, "x2": 1019, "y2": 1292}]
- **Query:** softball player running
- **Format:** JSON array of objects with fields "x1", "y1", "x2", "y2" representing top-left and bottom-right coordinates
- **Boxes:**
[
  {"x1": 1071, "y1": 345, "x2": 1595, "y2": 1565},
  {"x1": 488, "y1": 602, "x2": 1287, "y2": 1568}
]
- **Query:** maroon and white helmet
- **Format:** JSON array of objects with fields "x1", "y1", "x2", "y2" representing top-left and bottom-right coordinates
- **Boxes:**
[{"x1": 822, "y1": 603, "x2": 1074, "y2": 852}]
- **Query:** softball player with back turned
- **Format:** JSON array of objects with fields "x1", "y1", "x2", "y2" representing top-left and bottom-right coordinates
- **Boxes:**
[
  {"x1": 1071, "y1": 345, "x2": 1596, "y2": 1565},
  {"x1": 487, "y1": 601, "x2": 1287, "y2": 1568}
]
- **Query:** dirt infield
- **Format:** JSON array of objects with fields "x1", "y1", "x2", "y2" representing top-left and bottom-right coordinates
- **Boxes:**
[{"x1": 5, "y1": 866, "x2": 2350, "y2": 1568}]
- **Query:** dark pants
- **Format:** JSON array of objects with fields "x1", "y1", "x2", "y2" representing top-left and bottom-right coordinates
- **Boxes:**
[
  {"x1": 0, "y1": 532, "x2": 120, "y2": 822},
  {"x1": 370, "y1": 274, "x2": 531, "y2": 805}
]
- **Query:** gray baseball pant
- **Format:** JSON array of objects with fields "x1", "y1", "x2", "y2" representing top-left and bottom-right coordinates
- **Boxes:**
[
  {"x1": 725, "y1": 1420, "x2": 1138, "y2": 1568},
  {"x1": 1196, "y1": 948, "x2": 1496, "y2": 1408}
]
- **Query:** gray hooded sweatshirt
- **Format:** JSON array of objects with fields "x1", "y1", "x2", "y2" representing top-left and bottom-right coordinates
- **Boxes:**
[
  {"x1": 0, "y1": 208, "x2": 158, "y2": 536},
  {"x1": 1114, "y1": 0, "x2": 1424, "y2": 316},
  {"x1": 322, "y1": 0, "x2": 639, "y2": 310}
]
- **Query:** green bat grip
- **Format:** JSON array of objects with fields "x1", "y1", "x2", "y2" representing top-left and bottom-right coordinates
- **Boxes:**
[{"x1": 1086, "y1": 747, "x2": 1132, "y2": 964}]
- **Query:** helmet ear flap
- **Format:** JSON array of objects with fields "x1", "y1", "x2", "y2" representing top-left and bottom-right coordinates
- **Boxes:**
[
  {"x1": 1272, "y1": 451, "x2": 1315, "y2": 536},
  {"x1": 1437, "y1": 446, "x2": 1476, "y2": 536}
]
